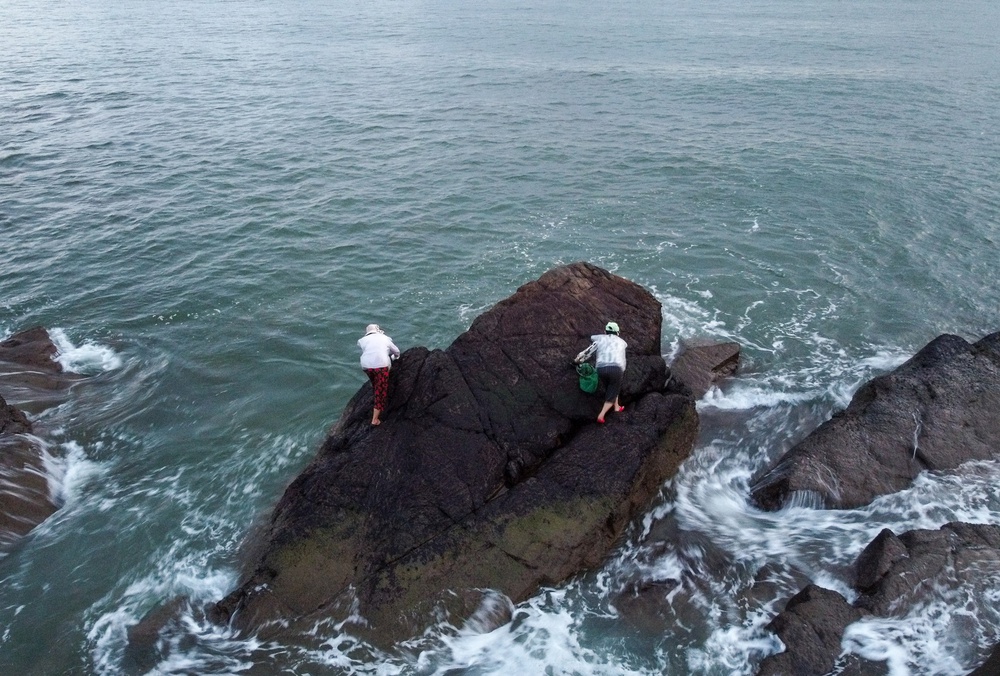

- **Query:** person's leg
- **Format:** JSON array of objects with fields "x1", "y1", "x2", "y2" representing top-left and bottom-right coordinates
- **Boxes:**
[
  {"x1": 365, "y1": 367, "x2": 390, "y2": 425},
  {"x1": 596, "y1": 366, "x2": 624, "y2": 423}
]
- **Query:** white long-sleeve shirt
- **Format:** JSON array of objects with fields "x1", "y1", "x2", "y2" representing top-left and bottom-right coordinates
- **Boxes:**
[
  {"x1": 358, "y1": 332, "x2": 400, "y2": 369},
  {"x1": 576, "y1": 334, "x2": 627, "y2": 369}
]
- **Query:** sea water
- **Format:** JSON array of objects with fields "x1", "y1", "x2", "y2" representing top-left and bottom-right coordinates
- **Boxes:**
[{"x1": 2, "y1": 0, "x2": 999, "y2": 673}]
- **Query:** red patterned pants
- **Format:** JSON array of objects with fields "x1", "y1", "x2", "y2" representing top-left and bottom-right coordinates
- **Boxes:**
[{"x1": 364, "y1": 367, "x2": 391, "y2": 411}]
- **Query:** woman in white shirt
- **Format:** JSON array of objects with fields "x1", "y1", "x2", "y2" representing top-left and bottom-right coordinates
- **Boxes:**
[
  {"x1": 574, "y1": 321, "x2": 627, "y2": 424},
  {"x1": 357, "y1": 324, "x2": 401, "y2": 425}
]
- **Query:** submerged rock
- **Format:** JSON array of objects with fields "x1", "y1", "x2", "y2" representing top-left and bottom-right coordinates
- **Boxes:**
[
  {"x1": 751, "y1": 331, "x2": 1000, "y2": 510},
  {"x1": 208, "y1": 262, "x2": 701, "y2": 642}
]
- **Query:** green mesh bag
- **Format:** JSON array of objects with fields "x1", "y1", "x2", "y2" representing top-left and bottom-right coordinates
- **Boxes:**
[{"x1": 576, "y1": 362, "x2": 599, "y2": 394}]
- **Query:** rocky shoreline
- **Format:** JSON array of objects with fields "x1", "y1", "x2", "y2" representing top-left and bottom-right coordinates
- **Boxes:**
[{"x1": 5, "y1": 265, "x2": 1000, "y2": 673}]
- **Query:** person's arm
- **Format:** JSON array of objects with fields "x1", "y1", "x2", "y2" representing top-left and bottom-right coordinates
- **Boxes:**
[
  {"x1": 574, "y1": 341, "x2": 597, "y2": 363},
  {"x1": 388, "y1": 339, "x2": 401, "y2": 360}
]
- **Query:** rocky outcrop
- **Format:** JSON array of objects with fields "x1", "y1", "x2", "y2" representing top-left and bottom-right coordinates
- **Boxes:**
[
  {"x1": 854, "y1": 523, "x2": 1000, "y2": 617},
  {"x1": 669, "y1": 340, "x2": 740, "y2": 399},
  {"x1": 757, "y1": 584, "x2": 864, "y2": 676},
  {"x1": 757, "y1": 523, "x2": 1000, "y2": 675},
  {"x1": 0, "y1": 326, "x2": 60, "y2": 372},
  {"x1": 751, "y1": 332, "x2": 1000, "y2": 510},
  {"x1": 0, "y1": 425, "x2": 54, "y2": 550},
  {"x1": 0, "y1": 327, "x2": 65, "y2": 550},
  {"x1": 208, "y1": 262, "x2": 702, "y2": 642}
]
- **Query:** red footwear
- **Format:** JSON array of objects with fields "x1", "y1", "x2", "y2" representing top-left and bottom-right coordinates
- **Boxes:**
[
  {"x1": 616, "y1": 405, "x2": 625, "y2": 412},
  {"x1": 596, "y1": 417, "x2": 605, "y2": 424}
]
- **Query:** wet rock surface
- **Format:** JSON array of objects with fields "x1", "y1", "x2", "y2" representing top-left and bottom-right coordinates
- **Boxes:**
[
  {"x1": 854, "y1": 522, "x2": 1000, "y2": 618},
  {"x1": 0, "y1": 326, "x2": 61, "y2": 372},
  {"x1": 751, "y1": 332, "x2": 1000, "y2": 510},
  {"x1": 669, "y1": 340, "x2": 741, "y2": 399},
  {"x1": 208, "y1": 262, "x2": 704, "y2": 642},
  {"x1": 0, "y1": 327, "x2": 66, "y2": 550}
]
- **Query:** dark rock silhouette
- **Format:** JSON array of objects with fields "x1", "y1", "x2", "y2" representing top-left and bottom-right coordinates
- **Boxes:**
[
  {"x1": 751, "y1": 332, "x2": 1000, "y2": 510},
  {"x1": 0, "y1": 327, "x2": 66, "y2": 550},
  {"x1": 669, "y1": 340, "x2": 740, "y2": 399},
  {"x1": 854, "y1": 528, "x2": 909, "y2": 593},
  {"x1": 971, "y1": 645, "x2": 1000, "y2": 676},
  {"x1": 208, "y1": 262, "x2": 705, "y2": 642},
  {"x1": 0, "y1": 394, "x2": 31, "y2": 437}
]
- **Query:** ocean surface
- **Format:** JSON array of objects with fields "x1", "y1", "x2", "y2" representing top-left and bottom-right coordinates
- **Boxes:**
[{"x1": 2, "y1": 0, "x2": 1000, "y2": 673}]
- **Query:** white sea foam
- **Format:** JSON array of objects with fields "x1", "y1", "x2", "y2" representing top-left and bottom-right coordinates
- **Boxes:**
[
  {"x1": 687, "y1": 607, "x2": 782, "y2": 675},
  {"x1": 47, "y1": 440, "x2": 104, "y2": 507},
  {"x1": 50, "y1": 328, "x2": 122, "y2": 374},
  {"x1": 842, "y1": 602, "x2": 990, "y2": 676},
  {"x1": 414, "y1": 588, "x2": 650, "y2": 676}
]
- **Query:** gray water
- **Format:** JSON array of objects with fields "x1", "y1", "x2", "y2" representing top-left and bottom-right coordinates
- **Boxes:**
[{"x1": 2, "y1": 0, "x2": 1000, "y2": 673}]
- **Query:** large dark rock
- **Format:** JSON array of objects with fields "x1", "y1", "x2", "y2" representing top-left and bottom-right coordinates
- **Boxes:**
[
  {"x1": 751, "y1": 332, "x2": 1000, "y2": 510},
  {"x1": 757, "y1": 584, "x2": 864, "y2": 676},
  {"x1": 208, "y1": 262, "x2": 700, "y2": 642}
]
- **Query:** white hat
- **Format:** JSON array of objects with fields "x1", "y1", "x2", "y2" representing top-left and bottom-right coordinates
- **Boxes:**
[{"x1": 365, "y1": 324, "x2": 381, "y2": 335}]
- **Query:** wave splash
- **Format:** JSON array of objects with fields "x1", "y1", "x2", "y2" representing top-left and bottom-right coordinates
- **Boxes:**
[{"x1": 50, "y1": 328, "x2": 122, "y2": 374}]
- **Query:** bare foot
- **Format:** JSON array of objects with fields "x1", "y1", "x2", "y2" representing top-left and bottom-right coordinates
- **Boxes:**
[{"x1": 371, "y1": 419, "x2": 381, "y2": 426}]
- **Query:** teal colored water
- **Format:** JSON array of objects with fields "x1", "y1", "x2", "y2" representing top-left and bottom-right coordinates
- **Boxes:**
[{"x1": 2, "y1": 0, "x2": 999, "y2": 673}]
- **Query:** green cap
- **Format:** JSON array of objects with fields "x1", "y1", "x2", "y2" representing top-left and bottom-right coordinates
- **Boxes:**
[{"x1": 605, "y1": 321, "x2": 620, "y2": 334}]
